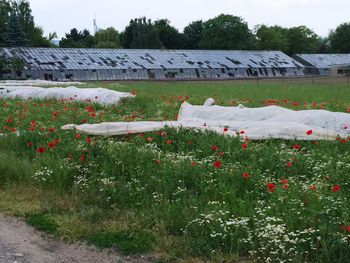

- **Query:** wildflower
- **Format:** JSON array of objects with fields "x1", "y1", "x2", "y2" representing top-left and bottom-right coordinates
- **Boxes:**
[
  {"x1": 154, "y1": 159, "x2": 161, "y2": 165},
  {"x1": 341, "y1": 139, "x2": 347, "y2": 144},
  {"x1": 75, "y1": 134, "x2": 81, "y2": 139},
  {"x1": 191, "y1": 161, "x2": 197, "y2": 166},
  {"x1": 333, "y1": 185, "x2": 341, "y2": 193},
  {"x1": 147, "y1": 137, "x2": 153, "y2": 142},
  {"x1": 311, "y1": 185, "x2": 317, "y2": 190},
  {"x1": 240, "y1": 130, "x2": 245, "y2": 135},
  {"x1": 212, "y1": 145, "x2": 218, "y2": 151},
  {"x1": 48, "y1": 141, "x2": 57, "y2": 148},
  {"x1": 188, "y1": 140, "x2": 193, "y2": 145},
  {"x1": 284, "y1": 185, "x2": 289, "y2": 190},
  {"x1": 48, "y1": 127, "x2": 56, "y2": 133},
  {"x1": 242, "y1": 143, "x2": 248, "y2": 149},
  {"x1": 242, "y1": 173, "x2": 250, "y2": 179},
  {"x1": 81, "y1": 155, "x2": 85, "y2": 161},
  {"x1": 223, "y1": 127, "x2": 229, "y2": 132},
  {"x1": 214, "y1": 161, "x2": 222, "y2": 168},
  {"x1": 293, "y1": 144, "x2": 301, "y2": 150},
  {"x1": 286, "y1": 161, "x2": 293, "y2": 167},
  {"x1": 166, "y1": 139, "x2": 172, "y2": 145},
  {"x1": 267, "y1": 183, "x2": 275, "y2": 192},
  {"x1": 218, "y1": 152, "x2": 224, "y2": 157},
  {"x1": 281, "y1": 179, "x2": 288, "y2": 185},
  {"x1": 86, "y1": 138, "x2": 92, "y2": 144},
  {"x1": 161, "y1": 131, "x2": 167, "y2": 137},
  {"x1": 11, "y1": 127, "x2": 16, "y2": 132},
  {"x1": 306, "y1": 130, "x2": 313, "y2": 135},
  {"x1": 37, "y1": 147, "x2": 45, "y2": 153},
  {"x1": 27, "y1": 141, "x2": 33, "y2": 148},
  {"x1": 347, "y1": 226, "x2": 350, "y2": 233}
]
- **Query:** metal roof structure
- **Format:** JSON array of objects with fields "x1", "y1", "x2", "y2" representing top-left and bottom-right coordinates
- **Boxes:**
[
  {"x1": 1, "y1": 48, "x2": 305, "y2": 81},
  {"x1": 294, "y1": 54, "x2": 350, "y2": 68}
]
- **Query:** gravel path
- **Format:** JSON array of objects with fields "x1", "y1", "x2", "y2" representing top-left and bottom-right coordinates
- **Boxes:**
[{"x1": 0, "y1": 214, "x2": 151, "y2": 263}]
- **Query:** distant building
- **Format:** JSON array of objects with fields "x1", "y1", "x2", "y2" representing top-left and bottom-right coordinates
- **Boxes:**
[
  {"x1": 293, "y1": 54, "x2": 350, "y2": 76},
  {"x1": 0, "y1": 47, "x2": 304, "y2": 81}
]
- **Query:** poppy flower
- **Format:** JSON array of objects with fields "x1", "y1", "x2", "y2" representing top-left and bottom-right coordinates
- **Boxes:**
[
  {"x1": 191, "y1": 161, "x2": 197, "y2": 166},
  {"x1": 27, "y1": 141, "x2": 33, "y2": 148},
  {"x1": 333, "y1": 185, "x2": 341, "y2": 193},
  {"x1": 242, "y1": 173, "x2": 250, "y2": 179},
  {"x1": 293, "y1": 144, "x2": 301, "y2": 150},
  {"x1": 223, "y1": 127, "x2": 229, "y2": 132},
  {"x1": 306, "y1": 130, "x2": 313, "y2": 135},
  {"x1": 281, "y1": 179, "x2": 288, "y2": 185},
  {"x1": 267, "y1": 183, "x2": 275, "y2": 192},
  {"x1": 214, "y1": 161, "x2": 222, "y2": 168},
  {"x1": 147, "y1": 137, "x2": 153, "y2": 142},
  {"x1": 242, "y1": 143, "x2": 248, "y2": 149},
  {"x1": 37, "y1": 147, "x2": 45, "y2": 153},
  {"x1": 240, "y1": 130, "x2": 245, "y2": 135},
  {"x1": 75, "y1": 134, "x2": 81, "y2": 139},
  {"x1": 311, "y1": 185, "x2": 317, "y2": 190},
  {"x1": 284, "y1": 185, "x2": 289, "y2": 189},
  {"x1": 218, "y1": 152, "x2": 224, "y2": 157},
  {"x1": 48, "y1": 127, "x2": 56, "y2": 133},
  {"x1": 86, "y1": 138, "x2": 92, "y2": 144},
  {"x1": 212, "y1": 145, "x2": 218, "y2": 151},
  {"x1": 154, "y1": 159, "x2": 161, "y2": 165},
  {"x1": 286, "y1": 162, "x2": 292, "y2": 167},
  {"x1": 166, "y1": 139, "x2": 172, "y2": 145},
  {"x1": 161, "y1": 131, "x2": 167, "y2": 137}
]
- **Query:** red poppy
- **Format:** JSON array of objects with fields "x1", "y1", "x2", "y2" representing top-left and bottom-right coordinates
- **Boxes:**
[
  {"x1": 147, "y1": 137, "x2": 153, "y2": 142},
  {"x1": 75, "y1": 134, "x2": 81, "y2": 139},
  {"x1": 293, "y1": 144, "x2": 301, "y2": 150},
  {"x1": 223, "y1": 127, "x2": 229, "y2": 132},
  {"x1": 281, "y1": 179, "x2": 288, "y2": 185},
  {"x1": 242, "y1": 173, "x2": 250, "y2": 179},
  {"x1": 333, "y1": 185, "x2": 341, "y2": 193},
  {"x1": 37, "y1": 147, "x2": 45, "y2": 153},
  {"x1": 161, "y1": 131, "x2": 167, "y2": 137},
  {"x1": 48, "y1": 127, "x2": 56, "y2": 133},
  {"x1": 11, "y1": 127, "x2": 16, "y2": 132},
  {"x1": 188, "y1": 140, "x2": 193, "y2": 145},
  {"x1": 242, "y1": 143, "x2": 248, "y2": 149},
  {"x1": 311, "y1": 185, "x2": 317, "y2": 190},
  {"x1": 27, "y1": 141, "x2": 33, "y2": 148},
  {"x1": 214, "y1": 161, "x2": 222, "y2": 168},
  {"x1": 212, "y1": 145, "x2": 218, "y2": 151},
  {"x1": 218, "y1": 152, "x2": 224, "y2": 157},
  {"x1": 86, "y1": 138, "x2": 92, "y2": 144},
  {"x1": 48, "y1": 141, "x2": 57, "y2": 148},
  {"x1": 306, "y1": 130, "x2": 313, "y2": 135},
  {"x1": 347, "y1": 226, "x2": 350, "y2": 233},
  {"x1": 166, "y1": 139, "x2": 172, "y2": 145},
  {"x1": 81, "y1": 155, "x2": 85, "y2": 161},
  {"x1": 341, "y1": 139, "x2": 347, "y2": 144},
  {"x1": 154, "y1": 159, "x2": 161, "y2": 165},
  {"x1": 267, "y1": 183, "x2": 275, "y2": 192},
  {"x1": 191, "y1": 161, "x2": 197, "y2": 166},
  {"x1": 286, "y1": 161, "x2": 293, "y2": 167},
  {"x1": 284, "y1": 185, "x2": 289, "y2": 190},
  {"x1": 240, "y1": 130, "x2": 245, "y2": 135}
]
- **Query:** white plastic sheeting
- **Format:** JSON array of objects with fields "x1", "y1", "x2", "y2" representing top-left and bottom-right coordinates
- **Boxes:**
[
  {"x1": 0, "y1": 86, "x2": 133, "y2": 105},
  {"x1": 0, "y1": 80, "x2": 85, "y2": 86},
  {"x1": 62, "y1": 99, "x2": 350, "y2": 140}
]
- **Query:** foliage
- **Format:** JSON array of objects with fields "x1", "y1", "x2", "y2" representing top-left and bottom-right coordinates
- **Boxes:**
[
  {"x1": 154, "y1": 19, "x2": 185, "y2": 49},
  {"x1": 4, "y1": 11, "x2": 27, "y2": 47},
  {"x1": 120, "y1": 17, "x2": 161, "y2": 49},
  {"x1": 0, "y1": 0, "x2": 11, "y2": 46},
  {"x1": 60, "y1": 28, "x2": 94, "y2": 48},
  {"x1": 183, "y1": 20, "x2": 204, "y2": 49},
  {"x1": 94, "y1": 27, "x2": 121, "y2": 48},
  {"x1": 255, "y1": 25, "x2": 289, "y2": 53},
  {"x1": 201, "y1": 14, "x2": 256, "y2": 50},
  {"x1": 286, "y1": 26, "x2": 320, "y2": 55},
  {"x1": 329, "y1": 22, "x2": 350, "y2": 53}
]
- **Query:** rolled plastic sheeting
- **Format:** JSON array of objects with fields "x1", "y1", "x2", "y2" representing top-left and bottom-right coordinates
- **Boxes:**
[
  {"x1": 63, "y1": 101, "x2": 350, "y2": 140},
  {"x1": 0, "y1": 86, "x2": 133, "y2": 105}
]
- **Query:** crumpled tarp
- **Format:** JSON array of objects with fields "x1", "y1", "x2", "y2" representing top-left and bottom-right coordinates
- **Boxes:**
[
  {"x1": 0, "y1": 80, "x2": 86, "y2": 86},
  {"x1": 0, "y1": 85, "x2": 133, "y2": 105},
  {"x1": 62, "y1": 99, "x2": 350, "y2": 140}
]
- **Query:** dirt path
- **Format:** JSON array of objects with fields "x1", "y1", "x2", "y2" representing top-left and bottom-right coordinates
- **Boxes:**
[{"x1": 0, "y1": 214, "x2": 152, "y2": 263}]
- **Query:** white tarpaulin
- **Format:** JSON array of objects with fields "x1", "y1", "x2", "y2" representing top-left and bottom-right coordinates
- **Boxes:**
[
  {"x1": 62, "y1": 99, "x2": 350, "y2": 140},
  {"x1": 0, "y1": 80, "x2": 86, "y2": 86},
  {"x1": 0, "y1": 85, "x2": 133, "y2": 105}
]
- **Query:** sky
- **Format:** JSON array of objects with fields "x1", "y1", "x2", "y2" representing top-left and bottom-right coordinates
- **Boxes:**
[{"x1": 28, "y1": 0, "x2": 350, "y2": 39}]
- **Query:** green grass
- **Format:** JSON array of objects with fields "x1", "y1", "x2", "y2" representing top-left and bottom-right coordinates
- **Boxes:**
[{"x1": 0, "y1": 80, "x2": 350, "y2": 262}]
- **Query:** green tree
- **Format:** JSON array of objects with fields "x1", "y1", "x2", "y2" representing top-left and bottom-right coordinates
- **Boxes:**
[
  {"x1": 201, "y1": 14, "x2": 256, "y2": 50},
  {"x1": 120, "y1": 17, "x2": 161, "y2": 49},
  {"x1": 255, "y1": 25, "x2": 289, "y2": 53},
  {"x1": 12, "y1": 0, "x2": 50, "y2": 47},
  {"x1": 4, "y1": 11, "x2": 27, "y2": 47},
  {"x1": 0, "y1": 0, "x2": 12, "y2": 46},
  {"x1": 94, "y1": 27, "x2": 120, "y2": 48},
  {"x1": 183, "y1": 20, "x2": 204, "y2": 49},
  {"x1": 329, "y1": 22, "x2": 350, "y2": 53},
  {"x1": 154, "y1": 19, "x2": 184, "y2": 49},
  {"x1": 286, "y1": 26, "x2": 320, "y2": 55},
  {"x1": 60, "y1": 28, "x2": 94, "y2": 48}
]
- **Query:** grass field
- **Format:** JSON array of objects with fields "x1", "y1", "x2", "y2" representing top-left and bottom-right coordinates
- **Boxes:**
[{"x1": 1, "y1": 80, "x2": 350, "y2": 262}]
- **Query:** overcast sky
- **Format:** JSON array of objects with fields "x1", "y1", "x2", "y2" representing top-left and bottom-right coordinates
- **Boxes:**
[{"x1": 28, "y1": 0, "x2": 349, "y2": 38}]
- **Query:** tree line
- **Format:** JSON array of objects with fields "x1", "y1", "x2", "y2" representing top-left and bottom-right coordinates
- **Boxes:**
[{"x1": 1, "y1": 0, "x2": 350, "y2": 55}]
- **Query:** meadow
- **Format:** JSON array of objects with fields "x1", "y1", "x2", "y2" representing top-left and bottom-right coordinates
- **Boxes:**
[{"x1": 1, "y1": 80, "x2": 350, "y2": 262}]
